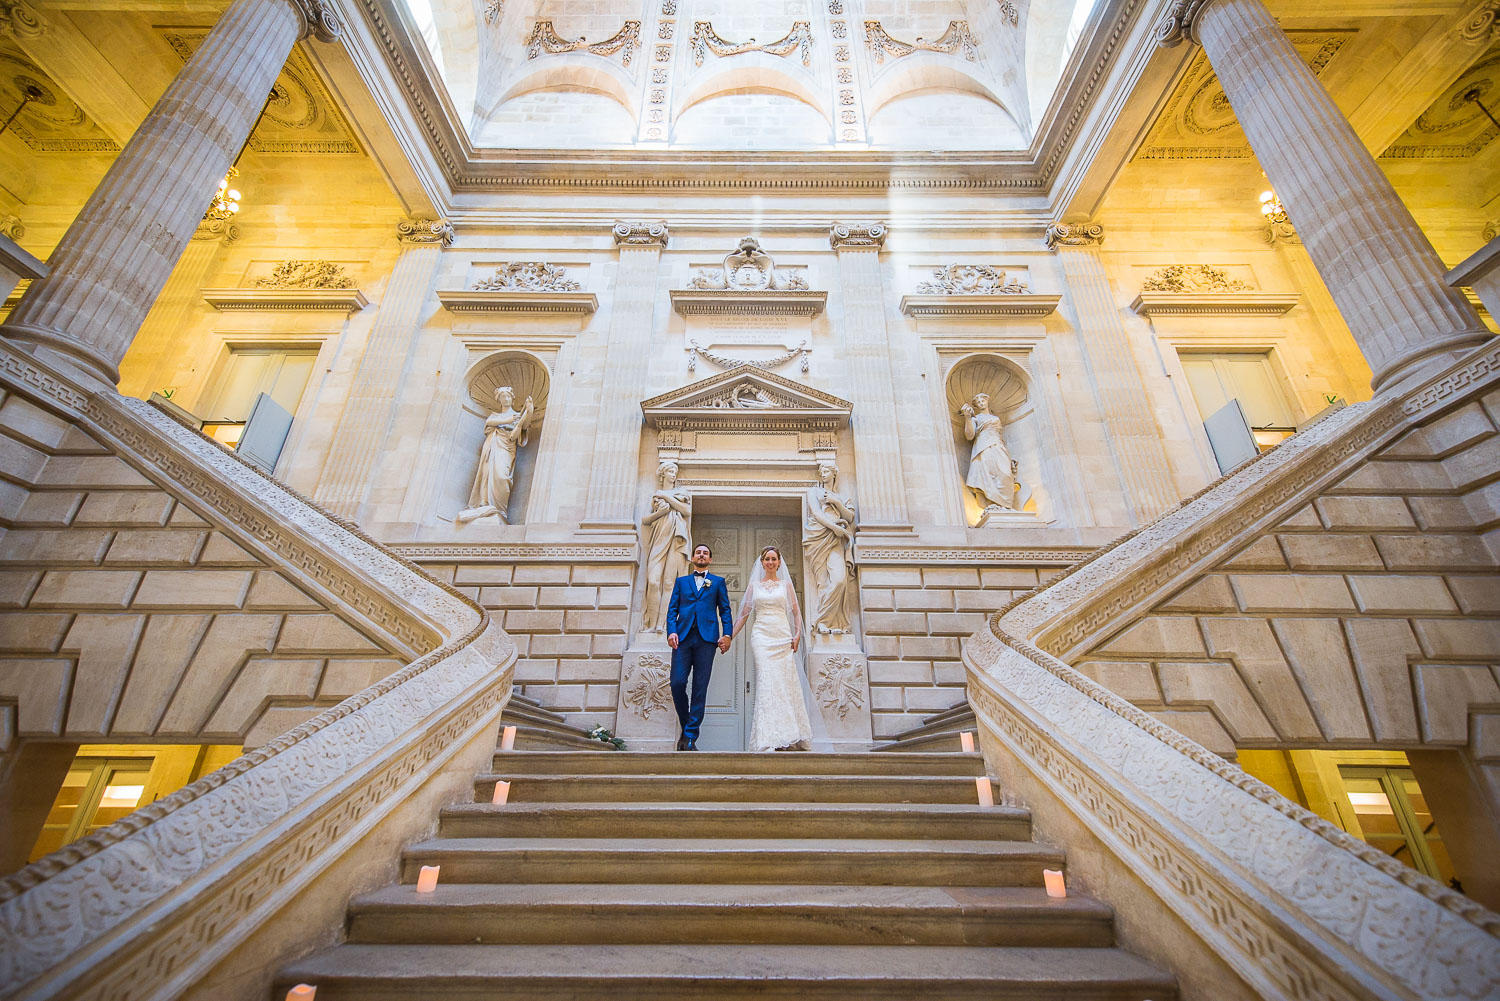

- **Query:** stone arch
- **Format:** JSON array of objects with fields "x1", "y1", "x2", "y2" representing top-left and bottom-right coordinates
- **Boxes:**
[
  {"x1": 674, "y1": 60, "x2": 829, "y2": 126},
  {"x1": 862, "y1": 58, "x2": 1011, "y2": 121},
  {"x1": 490, "y1": 64, "x2": 637, "y2": 119}
]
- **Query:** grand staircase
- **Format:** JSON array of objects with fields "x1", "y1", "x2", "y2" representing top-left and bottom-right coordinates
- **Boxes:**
[{"x1": 274, "y1": 724, "x2": 1177, "y2": 999}]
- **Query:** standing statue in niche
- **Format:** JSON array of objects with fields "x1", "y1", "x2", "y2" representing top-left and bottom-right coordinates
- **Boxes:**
[
  {"x1": 456, "y1": 386, "x2": 535, "y2": 525},
  {"x1": 960, "y1": 392, "x2": 1019, "y2": 527},
  {"x1": 803, "y1": 462, "x2": 857, "y2": 635},
  {"x1": 640, "y1": 460, "x2": 692, "y2": 633}
]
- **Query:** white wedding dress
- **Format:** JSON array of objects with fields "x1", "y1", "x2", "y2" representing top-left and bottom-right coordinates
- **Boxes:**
[{"x1": 739, "y1": 578, "x2": 814, "y2": 752}]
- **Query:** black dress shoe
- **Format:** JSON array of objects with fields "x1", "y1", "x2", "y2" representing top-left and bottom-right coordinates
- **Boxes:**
[
  {"x1": 685, "y1": 741, "x2": 698, "y2": 751},
  {"x1": 676, "y1": 734, "x2": 688, "y2": 751}
]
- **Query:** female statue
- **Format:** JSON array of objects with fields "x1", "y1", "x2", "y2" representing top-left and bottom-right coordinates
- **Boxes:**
[
  {"x1": 802, "y1": 462, "x2": 856, "y2": 634},
  {"x1": 640, "y1": 460, "x2": 692, "y2": 633},
  {"x1": 456, "y1": 386, "x2": 534, "y2": 525},
  {"x1": 960, "y1": 392, "x2": 1017, "y2": 523}
]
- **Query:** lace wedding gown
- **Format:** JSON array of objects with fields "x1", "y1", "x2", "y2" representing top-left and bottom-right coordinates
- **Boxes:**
[{"x1": 743, "y1": 579, "x2": 814, "y2": 752}]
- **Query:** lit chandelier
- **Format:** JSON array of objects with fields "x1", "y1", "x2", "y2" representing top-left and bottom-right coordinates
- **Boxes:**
[
  {"x1": 205, "y1": 166, "x2": 242, "y2": 222},
  {"x1": 1257, "y1": 175, "x2": 1288, "y2": 225}
]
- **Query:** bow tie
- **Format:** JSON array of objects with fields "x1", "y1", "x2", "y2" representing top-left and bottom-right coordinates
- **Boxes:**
[{"x1": 693, "y1": 571, "x2": 706, "y2": 577}]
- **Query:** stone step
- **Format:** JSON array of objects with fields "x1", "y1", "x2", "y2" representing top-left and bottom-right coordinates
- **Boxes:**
[
  {"x1": 400, "y1": 837, "x2": 1064, "y2": 886},
  {"x1": 474, "y1": 773, "x2": 991, "y2": 804},
  {"x1": 920, "y1": 701, "x2": 975, "y2": 726},
  {"x1": 506, "y1": 725, "x2": 614, "y2": 752},
  {"x1": 436, "y1": 801, "x2": 1031, "y2": 841},
  {"x1": 874, "y1": 731, "x2": 967, "y2": 753},
  {"x1": 277, "y1": 944, "x2": 1176, "y2": 1000},
  {"x1": 884, "y1": 711, "x2": 976, "y2": 745},
  {"x1": 490, "y1": 750, "x2": 984, "y2": 776},
  {"x1": 346, "y1": 884, "x2": 1115, "y2": 948},
  {"x1": 501, "y1": 702, "x2": 592, "y2": 733}
]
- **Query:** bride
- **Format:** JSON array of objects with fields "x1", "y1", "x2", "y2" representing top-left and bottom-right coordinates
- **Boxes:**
[{"x1": 734, "y1": 546, "x2": 815, "y2": 751}]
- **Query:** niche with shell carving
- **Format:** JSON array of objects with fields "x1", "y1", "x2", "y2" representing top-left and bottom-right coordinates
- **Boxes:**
[
  {"x1": 449, "y1": 351, "x2": 551, "y2": 526},
  {"x1": 944, "y1": 354, "x2": 1039, "y2": 525}
]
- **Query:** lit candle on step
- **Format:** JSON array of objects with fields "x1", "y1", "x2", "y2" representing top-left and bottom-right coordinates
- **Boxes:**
[
  {"x1": 959, "y1": 731, "x2": 975, "y2": 752},
  {"x1": 975, "y1": 776, "x2": 994, "y2": 808},
  {"x1": 1043, "y1": 869, "x2": 1066, "y2": 898},
  {"x1": 416, "y1": 865, "x2": 440, "y2": 893},
  {"x1": 501, "y1": 725, "x2": 517, "y2": 750},
  {"x1": 287, "y1": 985, "x2": 316, "y2": 1000},
  {"x1": 492, "y1": 780, "x2": 511, "y2": 805}
]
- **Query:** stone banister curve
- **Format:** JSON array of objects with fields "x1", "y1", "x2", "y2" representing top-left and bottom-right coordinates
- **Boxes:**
[
  {"x1": 964, "y1": 344, "x2": 1500, "y2": 1001},
  {"x1": 0, "y1": 347, "x2": 518, "y2": 1000}
]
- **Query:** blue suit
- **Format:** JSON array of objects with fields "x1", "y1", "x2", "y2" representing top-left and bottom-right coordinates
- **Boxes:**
[{"x1": 666, "y1": 572, "x2": 734, "y2": 743}]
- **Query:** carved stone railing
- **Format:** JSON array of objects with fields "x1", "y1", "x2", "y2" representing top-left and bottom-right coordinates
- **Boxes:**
[
  {"x1": 0, "y1": 347, "x2": 517, "y2": 1001},
  {"x1": 964, "y1": 344, "x2": 1500, "y2": 1001}
]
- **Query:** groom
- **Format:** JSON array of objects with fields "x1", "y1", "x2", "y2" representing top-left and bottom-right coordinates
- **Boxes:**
[{"x1": 666, "y1": 542, "x2": 733, "y2": 751}]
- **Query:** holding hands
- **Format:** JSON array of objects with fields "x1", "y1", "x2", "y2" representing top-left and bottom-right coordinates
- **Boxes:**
[{"x1": 717, "y1": 636, "x2": 731, "y2": 653}]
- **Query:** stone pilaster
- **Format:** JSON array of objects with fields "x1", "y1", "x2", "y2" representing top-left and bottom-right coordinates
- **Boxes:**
[
  {"x1": 312, "y1": 217, "x2": 451, "y2": 520},
  {"x1": 1045, "y1": 222, "x2": 1179, "y2": 524},
  {"x1": 829, "y1": 222, "x2": 910, "y2": 533},
  {"x1": 0, "y1": 0, "x2": 339, "y2": 388},
  {"x1": 118, "y1": 219, "x2": 240, "y2": 400},
  {"x1": 581, "y1": 221, "x2": 669, "y2": 531},
  {"x1": 1158, "y1": 0, "x2": 1490, "y2": 393}
]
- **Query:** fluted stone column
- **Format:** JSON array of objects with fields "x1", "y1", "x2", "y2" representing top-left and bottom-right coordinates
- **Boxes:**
[
  {"x1": 829, "y1": 222, "x2": 910, "y2": 532},
  {"x1": 582, "y1": 221, "x2": 669, "y2": 532},
  {"x1": 0, "y1": 0, "x2": 339, "y2": 387},
  {"x1": 312, "y1": 217, "x2": 452, "y2": 520},
  {"x1": 1159, "y1": 0, "x2": 1490, "y2": 393},
  {"x1": 1046, "y1": 222, "x2": 1179, "y2": 524}
]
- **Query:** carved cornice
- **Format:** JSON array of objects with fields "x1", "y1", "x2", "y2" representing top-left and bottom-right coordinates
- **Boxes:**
[
  {"x1": 1043, "y1": 222, "x2": 1104, "y2": 249},
  {"x1": 856, "y1": 546, "x2": 1089, "y2": 565},
  {"x1": 285, "y1": 0, "x2": 342, "y2": 42},
  {"x1": 670, "y1": 289, "x2": 827, "y2": 316},
  {"x1": 829, "y1": 221, "x2": 887, "y2": 250},
  {"x1": 642, "y1": 367, "x2": 851, "y2": 430},
  {"x1": 900, "y1": 293, "x2": 1062, "y2": 316},
  {"x1": 397, "y1": 216, "x2": 454, "y2": 247},
  {"x1": 436, "y1": 289, "x2": 598, "y2": 313},
  {"x1": 612, "y1": 220, "x2": 670, "y2": 247},
  {"x1": 1154, "y1": 0, "x2": 1211, "y2": 47},
  {"x1": 202, "y1": 288, "x2": 369, "y2": 311},
  {"x1": 392, "y1": 543, "x2": 636, "y2": 561},
  {"x1": 1130, "y1": 291, "x2": 1300, "y2": 316}
]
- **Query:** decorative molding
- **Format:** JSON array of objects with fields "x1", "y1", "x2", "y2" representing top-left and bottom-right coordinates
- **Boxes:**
[
  {"x1": 0, "y1": 212, "x2": 22, "y2": 240},
  {"x1": 191, "y1": 217, "x2": 240, "y2": 244},
  {"x1": 0, "y1": 44, "x2": 118, "y2": 152},
  {"x1": 1153, "y1": 0, "x2": 1210, "y2": 47},
  {"x1": 397, "y1": 216, "x2": 454, "y2": 247},
  {"x1": 689, "y1": 20, "x2": 812, "y2": 66},
  {"x1": 202, "y1": 288, "x2": 369, "y2": 312},
  {"x1": 612, "y1": 220, "x2": 670, "y2": 247},
  {"x1": 815, "y1": 654, "x2": 866, "y2": 718},
  {"x1": 829, "y1": 221, "x2": 887, "y2": 250},
  {"x1": 916, "y1": 264, "x2": 1028, "y2": 294},
  {"x1": 483, "y1": 0, "x2": 503, "y2": 25},
  {"x1": 1130, "y1": 292, "x2": 1300, "y2": 316},
  {"x1": 1381, "y1": 47, "x2": 1500, "y2": 159},
  {"x1": 623, "y1": 653, "x2": 672, "y2": 719},
  {"x1": 1264, "y1": 219, "x2": 1301, "y2": 246},
  {"x1": 995, "y1": 0, "x2": 1019, "y2": 26},
  {"x1": 900, "y1": 293, "x2": 1062, "y2": 317},
  {"x1": 670, "y1": 289, "x2": 826, "y2": 316},
  {"x1": 865, "y1": 20, "x2": 979, "y2": 63},
  {"x1": 254, "y1": 260, "x2": 357, "y2": 290},
  {"x1": 686, "y1": 339, "x2": 810, "y2": 373},
  {"x1": 1461, "y1": 0, "x2": 1500, "y2": 42},
  {"x1": 391, "y1": 543, "x2": 636, "y2": 562},
  {"x1": 1044, "y1": 222, "x2": 1104, "y2": 249},
  {"x1": 643, "y1": 367, "x2": 851, "y2": 434},
  {"x1": 690, "y1": 236, "x2": 808, "y2": 291},
  {"x1": 285, "y1": 0, "x2": 342, "y2": 41},
  {"x1": 854, "y1": 546, "x2": 1089, "y2": 565},
  {"x1": 471, "y1": 262, "x2": 580, "y2": 292},
  {"x1": 0, "y1": 0, "x2": 45, "y2": 39},
  {"x1": 438, "y1": 290, "x2": 597, "y2": 313},
  {"x1": 526, "y1": 19, "x2": 641, "y2": 66},
  {"x1": 1141, "y1": 263, "x2": 1251, "y2": 292}
]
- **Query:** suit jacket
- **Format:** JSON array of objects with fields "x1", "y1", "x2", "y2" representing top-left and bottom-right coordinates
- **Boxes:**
[{"x1": 666, "y1": 572, "x2": 734, "y2": 644}]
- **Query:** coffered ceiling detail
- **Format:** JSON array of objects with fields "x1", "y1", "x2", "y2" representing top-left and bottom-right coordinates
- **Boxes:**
[
  {"x1": 163, "y1": 30, "x2": 362, "y2": 155},
  {"x1": 1380, "y1": 40, "x2": 1500, "y2": 159},
  {"x1": 1134, "y1": 31, "x2": 1352, "y2": 161},
  {"x1": 0, "y1": 42, "x2": 119, "y2": 153}
]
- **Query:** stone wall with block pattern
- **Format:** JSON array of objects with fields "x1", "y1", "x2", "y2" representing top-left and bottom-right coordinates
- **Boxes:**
[
  {"x1": 1071, "y1": 396, "x2": 1499, "y2": 758},
  {"x1": 0, "y1": 388, "x2": 413, "y2": 750}
]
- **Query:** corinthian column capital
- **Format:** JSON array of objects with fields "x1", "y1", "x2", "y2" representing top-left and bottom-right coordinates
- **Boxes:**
[
  {"x1": 397, "y1": 216, "x2": 454, "y2": 247},
  {"x1": 1043, "y1": 221, "x2": 1104, "y2": 250},
  {"x1": 1154, "y1": 0, "x2": 1214, "y2": 47},
  {"x1": 828, "y1": 221, "x2": 887, "y2": 250},
  {"x1": 611, "y1": 220, "x2": 670, "y2": 247},
  {"x1": 284, "y1": 0, "x2": 341, "y2": 41},
  {"x1": 0, "y1": 0, "x2": 45, "y2": 39}
]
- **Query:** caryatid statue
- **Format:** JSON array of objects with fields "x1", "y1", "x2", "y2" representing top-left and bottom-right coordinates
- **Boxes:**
[
  {"x1": 803, "y1": 461, "x2": 857, "y2": 635},
  {"x1": 640, "y1": 460, "x2": 692, "y2": 633},
  {"x1": 456, "y1": 386, "x2": 534, "y2": 525},
  {"x1": 960, "y1": 392, "x2": 1019, "y2": 527}
]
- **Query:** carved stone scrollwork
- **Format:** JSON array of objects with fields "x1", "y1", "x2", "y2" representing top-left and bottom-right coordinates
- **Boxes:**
[
  {"x1": 284, "y1": 0, "x2": 342, "y2": 42},
  {"x1": 996, "y1": 0, "x2": 1020, "y2": 26},
  {"x1": 397, "y1": 217, "x2": 455, "y2": 247},
  {"x1": 865, "y1": 20, "x2": 979, "y2": 63},
  {"x1": 1043, "y1": 221, "x2": 1105, "y2": 249},
  {"x1": 1264, "y1": 219, "x2": 1301, "y2": 247},
  {"x1": 689, "y1": 21, "x2": 813, "y2": 66},
  {"x1": 527, "y1": 20, "x2": 641, "y2": 66},
  {"x1": 471, "y1": 262, "x2": 581, "y2": 292},
  {"x1": 686, "y1": 339, "x2": 810, "y2": 374},
  {"x1": 0, "y1": 214, "x2": 26, "y2": 240},
  {"x1": 1154, "y1": 0, "x2": 1212, "y2": 47},
  {"x1": 829, "y1": 221, "x2": 887, "y2": 250},
  {"x1": 255, "y1": 260, "x2": 356, "y2": 289},
  {"x1": 1141, "y1": 264, "x2": 1253, "y2": 292},
  {"x1": 815, "y1": 654, "x2": 865, "y2": 717},
  {"x1": 690, "y1": 236, "x2": 808, "y2": 291},
  {"x1": 1460, "y1": 0, "x2": 1500, "y2": 42},
  {"x1": 916, "y1": 264, "x2": 1029, "y2": 294},
  {"x1": 624, "y1": 653, "x2": 672, "y2": 718},
  {"x1": 484, "y1": 0, "x2": 503, "y2": 24},
  {"x1": 0, "y1": 0, "x2": 45, "y2": 39},
  {"x1": 613, "y1": 220, "x2": 671, "y2": 247},
  {"x1": 192, "y1": 217, "x2": 240, "y2": 244}
]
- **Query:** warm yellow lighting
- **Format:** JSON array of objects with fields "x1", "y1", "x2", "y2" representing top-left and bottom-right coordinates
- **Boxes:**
[
  {"x1": 1347, "y1": 791, "x2": 1393, "y2": 811},
  {"x1": 99, "y1": 785, "x2": 145, "y2": 809},
  {"x1": 205, "y1": 166, "x2": 243, "y2": 222}
]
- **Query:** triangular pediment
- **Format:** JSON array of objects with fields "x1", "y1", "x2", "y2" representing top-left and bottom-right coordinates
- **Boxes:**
[{"x1": 642, "y1": 368, "x2": 851, "y2": 427}]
